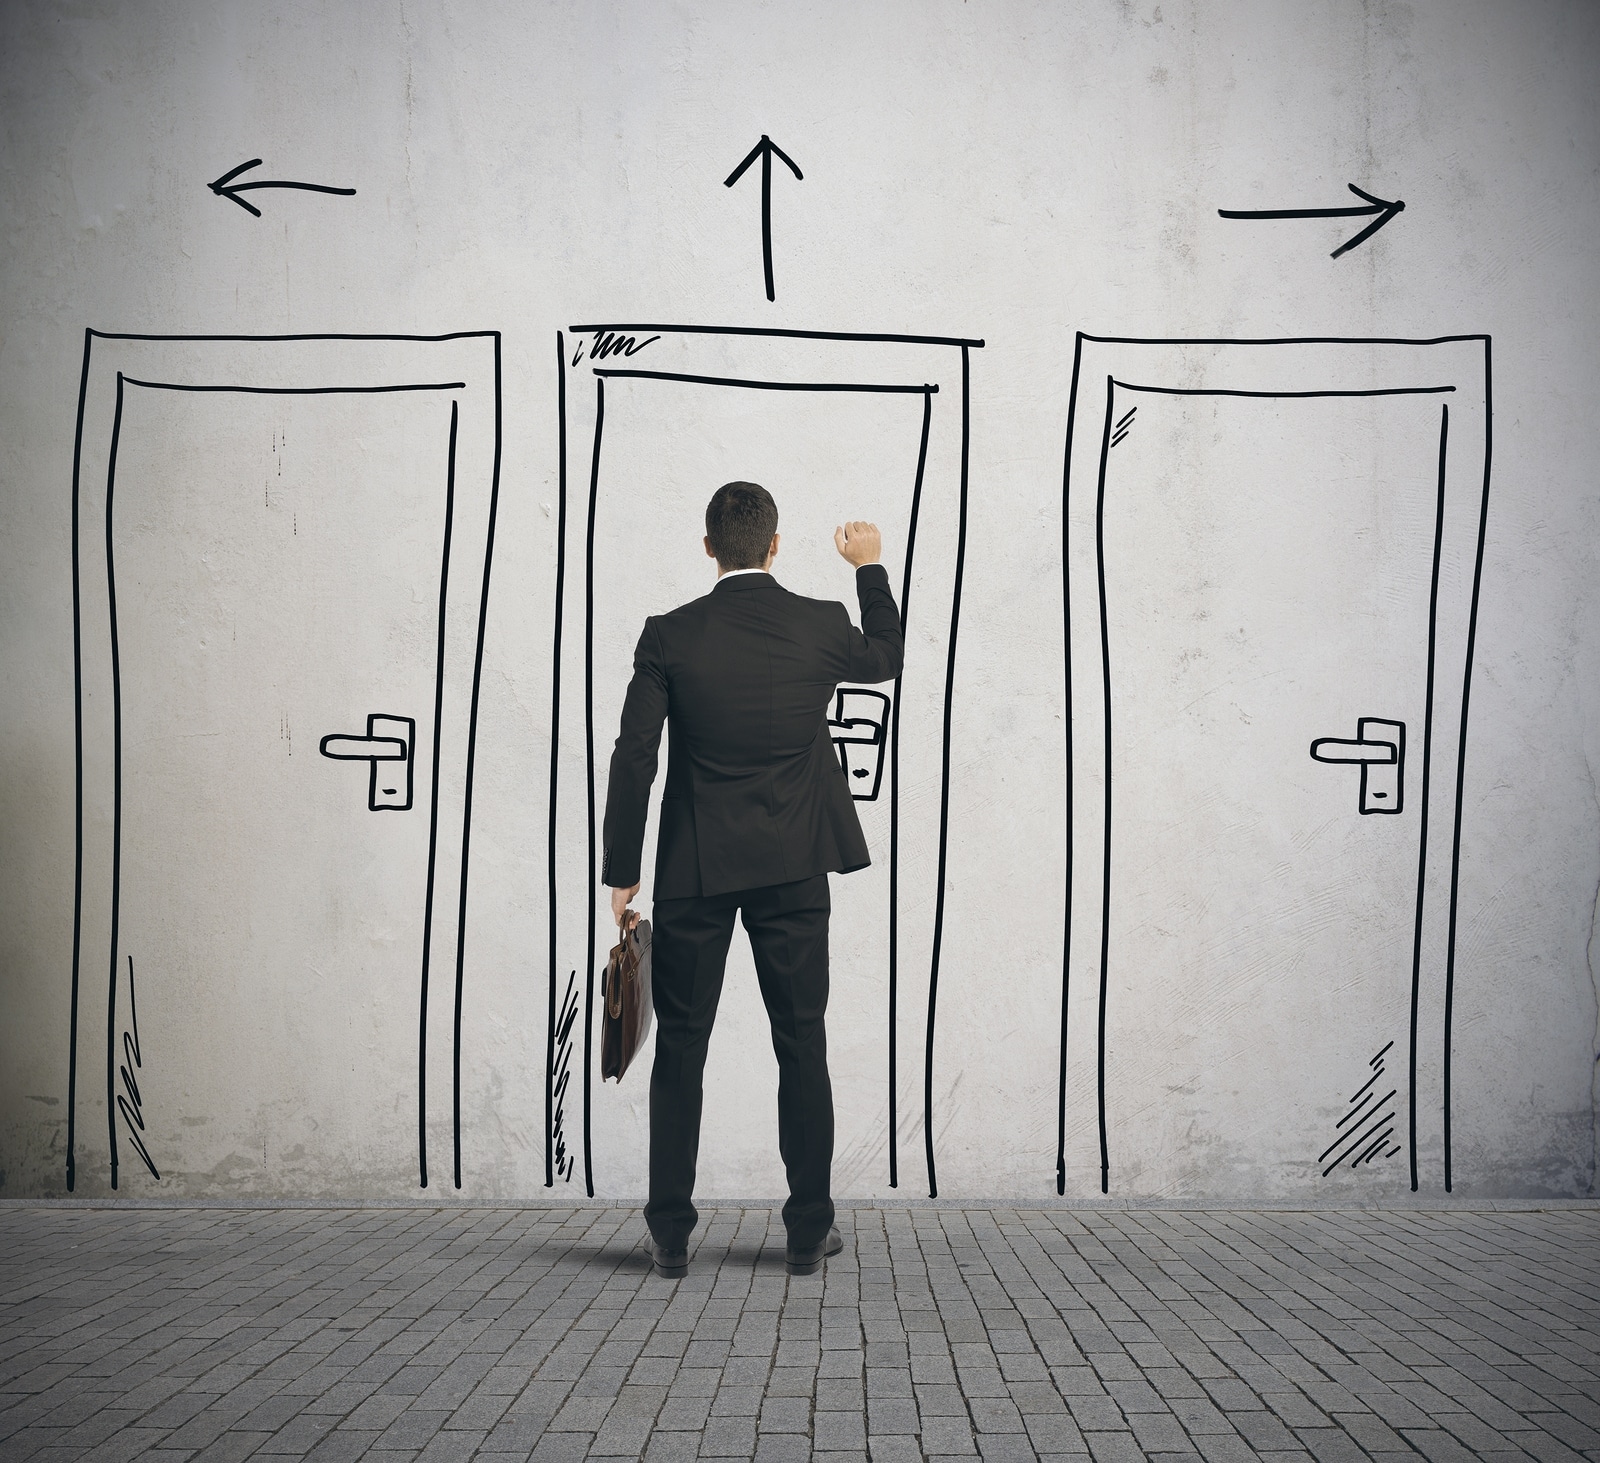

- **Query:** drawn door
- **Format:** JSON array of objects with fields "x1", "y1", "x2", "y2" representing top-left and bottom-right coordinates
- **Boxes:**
[
  {"x1": 1061, "y1": 338, "x2": 1490, "y2": 1199},
  {"x1": 552, "y1": 327, "x2": 977, "y2": 1199},
  {"x1": 68, "y1": 334, "x2": 501, "y2": 1197}
]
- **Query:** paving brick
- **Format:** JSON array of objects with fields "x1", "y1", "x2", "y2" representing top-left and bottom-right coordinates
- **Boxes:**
[
  {"x1": 866, "y1": 1437, "x2": 923, "y2": 1463},
  {"x1": 815, "y1": 1411, "x2": 868, "y2": 1449},
  {"x1": 976, "y1": 1434, "x2": 1041, "y2": 1462},
  {"x1": 699, "y1": 1415, "x2": 758, "y2": 1455},
  {"x1": 300, "y1": 1432, "x2": 376, "y2": 1463},
  {"x1": 1085, "y1": 1432, "x2": 1144, "y2": 1463},
  {"x1": 1130, "y1": 1413, "x2": 1192, "y2": 1451},
  {"x1": 641, "y1": 1432, "x2": 698, "y2": 1463},
  {"x1": 710, "y1": 1383, "x2": 763, "y2": 1417},
  {"x1": 1192, "y1": 1433, "x2": 1257, "y2": 1463},
  {"x1": 1295, "y1": 1425, "x2": 1380, "y2": 1463},
  {"x1": 921, "y1": 1413, "x2": 979, "y2": 1453},
  {"x1": 758, "y1": 1395, "x2": 810, "y2": 1432}
]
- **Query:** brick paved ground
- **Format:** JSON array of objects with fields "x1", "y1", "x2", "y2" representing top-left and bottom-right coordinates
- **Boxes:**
[{"x1": 1, "y1": 1205, "x2": 1597, "y2": 1463}]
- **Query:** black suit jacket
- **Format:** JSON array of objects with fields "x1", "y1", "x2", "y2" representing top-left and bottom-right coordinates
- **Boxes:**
[{"x1": 602, "y1": 564, "x2": 904, "y2": 899}]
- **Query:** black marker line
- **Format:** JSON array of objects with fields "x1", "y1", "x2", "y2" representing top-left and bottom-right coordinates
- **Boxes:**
[
  {"x1": 1322, "y1": 1116, "x2": 1400, "y2": 1179},
  {"x1": 1349, "y1": 1068, "x2": 1383, "y2": 1104},
  {"x1": 1057, "y1": 332, "x2": 1086, "y2": 1197},
  {"x1": 416, "y1": 400, "x2": 459, "y2": 1191},
  {"x1": 1319, "y1": 1097, "x2": 1398, "y2": 1172},
  {"x1": 582, "y1": 379, "x2": 605, "y2": 1200},
  {"x1": 107, "y1": 951, "x2": 119, "y2": 1188},
  {"x1": 591, "y1": 369, "x2": 936, "y2": 396},
  {"x1": 1217, "y1": 191, "x2": 1395, "y2": 221},
  {"x1": 1444, "y1": 339, "x2": 1493, "y2": 1192},
  {"x1": 1354, "y1": 1127, "x2": 1396, "y2": 1167},
  {"x1": 1407, "y1": 404, "x2": 1449, "y2": 1193},
  {"x1": 548, "y1": 333, "x2": 569, "y2": 1188},
  {"x1": 1219, "y1": 184, "x2": 1405, "y2": 259},
  {"x1": 89, "y1": 330, "x2": 499, "y2": 344},
  {"x1": 66, "y1": 329, "x2": 93, "y2": 1192},
  {"x1": 1078, "y1": 333, "x2": 1488, "y2": 349},
  {"x1": 1318, "y1": 1093, "x2": 1398, "y2": 1163},
  {"x1": 1328, "y1": 1127, "x2": 1395, "y2": 1177},
  {"x1": 104, "y1": 373, "x2": 127, "y2": 1191},
  {"x1": 116, "y1": 957, "x2": 159, "y2": 1181},
  {"x1": 723, "y1": 135, "x2": 803, "y2": 303},
  {"x1": 452, "y1": 335, "x2": 503, "y2": 1190},
  {"x1": 581, "y1": 968, "x2": 596, "y2": 1195},
  {"x1": 1371, "y1": 1039, "x2": 1395, "y2": 1064},
  {"x1": 1094, "y1": 378, "x2": 1117, "y2": 1195},
  {"x1": 1110, "y1": 381, "x2": 1454, "y2": 401},
  {"x1": 552, "y1": 972, "x2": 580, "y2": 1180},
  {"x1": 207, "y1": 158, "x2": 356, "y2": 218},
  {"x1": 576, "y1": 331, "x2": 662, "y2": 365},
  {"x1": 1336, "y1": 1090, "x2": 1377, "y2": 1129},
  {"x1": 571, "y1": 323, "x2": 985, "y2": 348},
  {"x1": 922, "y1": 349, "x2": 971, "y2": 1199},
  {"x1": 119, "y1": 378, "x2": 466, "y2": 396},
  {"x1": 887, "y1": 389, "x2": 934, "y2": 1190}
]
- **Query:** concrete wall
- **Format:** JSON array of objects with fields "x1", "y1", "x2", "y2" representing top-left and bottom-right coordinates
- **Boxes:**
[{"x1": 1, "y1": 0, "x2": 1596, "y2": 1203}]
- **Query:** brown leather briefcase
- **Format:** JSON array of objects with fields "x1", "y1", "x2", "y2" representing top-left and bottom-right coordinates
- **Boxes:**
[{"x1": 601, "y1": 914, "x2": 653, "y2": 1081}]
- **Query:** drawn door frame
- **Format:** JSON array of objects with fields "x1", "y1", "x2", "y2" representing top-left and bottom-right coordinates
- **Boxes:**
[
  {"x1": 550, "y1": 322, "x2": 981, "y2": 1198},
  {"x1": 67, "y1": 330, "x2": 502, "y2": 1193},
  {"x1": 1059, "y1": 333, "x2": 1492, "y2": 1196}
]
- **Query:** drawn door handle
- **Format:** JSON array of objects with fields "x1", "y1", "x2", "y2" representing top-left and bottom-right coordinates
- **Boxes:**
[
  {"x1": 1310, "y1": 717, "x2": 1404, "y2": 815},
  {"x1": 828, "y1": 688, "x2": 891, "y2": 802},
  {"x1": 319, "y1": 714, "x2": 415, "y2": 812}
]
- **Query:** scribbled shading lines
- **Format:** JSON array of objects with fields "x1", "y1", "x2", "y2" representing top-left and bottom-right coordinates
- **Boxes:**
[
  {"x1": 1320, "y1": 1040, "x2": 1401, "y2": 1176},
  {"x1": 117, "y1": 957, "x2": 160, "y2": 1181},
  {"x1": 571, "y1": 331, "x2": 660, "y2": 368},
  {"x1": 551, "y1": 971, "x2": 580, "y2": 1182},
  {"x1": 1110, "y1": 406, "x2": 1135, "y2": 449}
]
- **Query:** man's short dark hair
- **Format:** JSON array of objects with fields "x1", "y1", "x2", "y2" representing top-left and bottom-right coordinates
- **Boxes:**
[{"x1": 705, "y1": 481, "x2": 779, "y2": 569}]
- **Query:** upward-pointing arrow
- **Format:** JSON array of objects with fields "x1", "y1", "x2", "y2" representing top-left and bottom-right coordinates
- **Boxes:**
[{"x1": 724, "y1": 135, "x2": 803, "y2": 302}]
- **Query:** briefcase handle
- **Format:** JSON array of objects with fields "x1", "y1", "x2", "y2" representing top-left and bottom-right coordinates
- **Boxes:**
[{"x1": 606, "y1": 912, "x2": 639, "y2": 1020}]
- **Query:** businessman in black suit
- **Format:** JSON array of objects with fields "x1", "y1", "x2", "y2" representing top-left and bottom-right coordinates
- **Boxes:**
[{"x1": 603, "y1": 480, "x2": 903, "y2": 1278}]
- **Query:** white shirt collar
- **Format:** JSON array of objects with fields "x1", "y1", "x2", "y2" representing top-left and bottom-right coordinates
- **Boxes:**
[{"x1": 717, "y1": 567, "x2": 770, "y2": 581}]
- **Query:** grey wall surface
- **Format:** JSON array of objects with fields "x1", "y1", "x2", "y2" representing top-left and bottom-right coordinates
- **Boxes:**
[{"x1": 1, "y1": 0, "x2": 1596, "y2": 1203}]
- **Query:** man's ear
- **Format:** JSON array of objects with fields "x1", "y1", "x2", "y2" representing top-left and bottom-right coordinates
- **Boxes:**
[
  {"x1": 765, "y1": 533, "x2": 780, "y2": 568},
  {"x1": 705, "y1": 535, "x2": 717, "y2": 560}
]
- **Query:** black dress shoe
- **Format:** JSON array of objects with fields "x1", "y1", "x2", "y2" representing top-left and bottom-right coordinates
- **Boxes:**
[
  {"x1": 650, "y1": 1241, "x2": 688, "y2": 1279},
  {"x1": 785, "y1": 1226, "x2": 844, "y2": 1276}
]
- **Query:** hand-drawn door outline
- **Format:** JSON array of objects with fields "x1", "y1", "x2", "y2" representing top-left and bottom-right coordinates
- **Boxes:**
[
  {"x1": 550, "y1": 323, "x2": 980, "y2": 1198},
  {"x1": 1059, "y1": 334, "x2": 1491, "y2": 1196},
  {"x1": 67, "y1": 330, "x2": 502, "y2": 1193}
]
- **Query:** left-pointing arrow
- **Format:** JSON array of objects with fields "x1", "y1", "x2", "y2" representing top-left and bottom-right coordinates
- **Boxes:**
[{"x1": 208, "y1": 158, "x2": 357, "y2": 218}]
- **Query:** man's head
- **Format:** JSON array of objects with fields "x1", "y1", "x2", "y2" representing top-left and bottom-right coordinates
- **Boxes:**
[{"x1": 704, "y1": 481, "x2": 779, "y2": 572}]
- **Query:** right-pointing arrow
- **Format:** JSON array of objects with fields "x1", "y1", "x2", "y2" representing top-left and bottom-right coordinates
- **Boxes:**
[{"x1": 1219, "y1": 183, "x2": 1405, "y2": 258}]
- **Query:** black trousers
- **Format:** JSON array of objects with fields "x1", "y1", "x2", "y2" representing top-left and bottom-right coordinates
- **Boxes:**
[{"x1": 643, "y1": 874, "x2": 834, "y2": 1251}]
